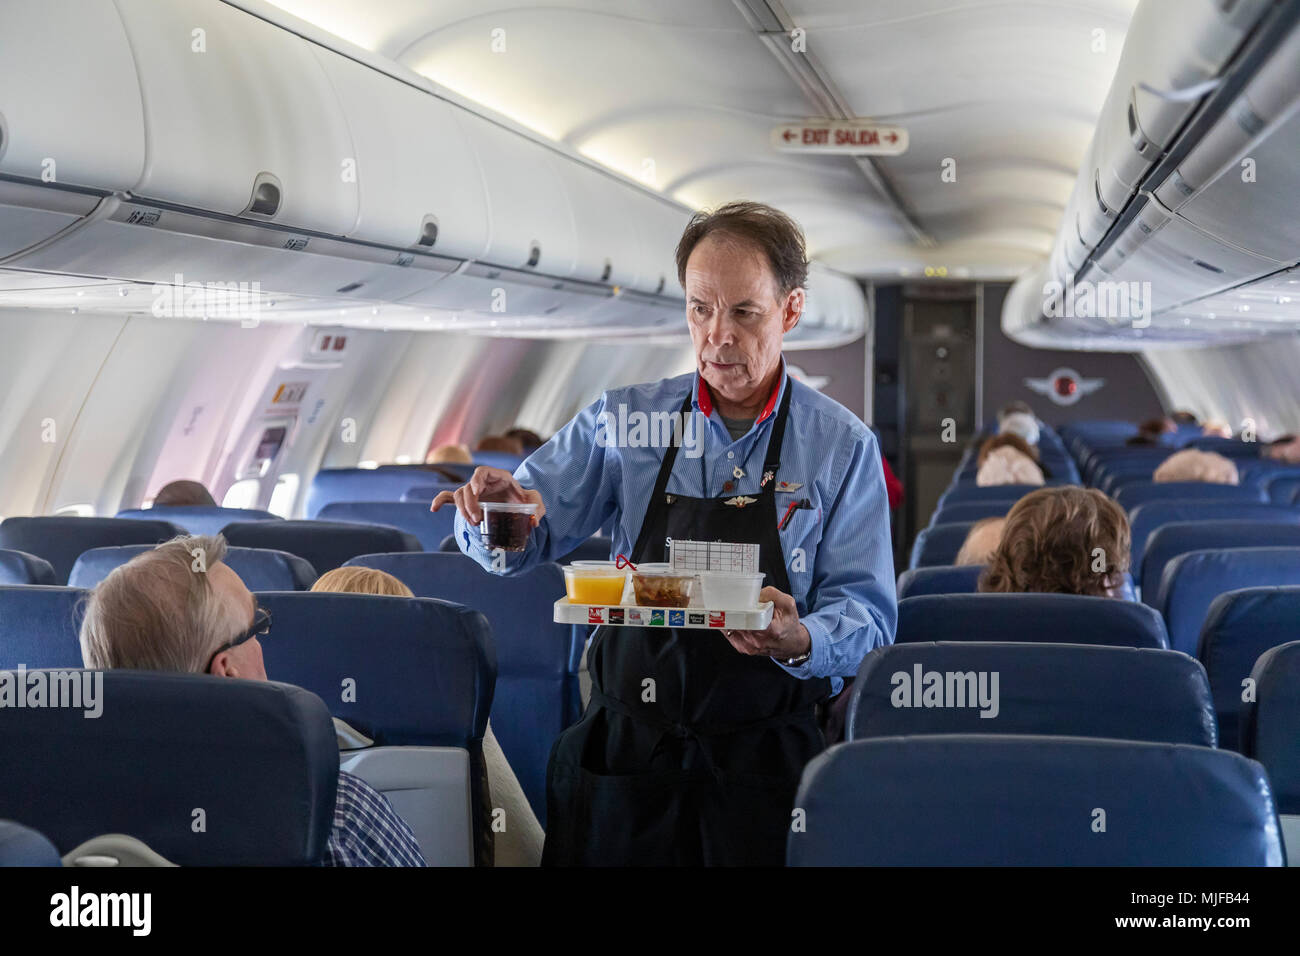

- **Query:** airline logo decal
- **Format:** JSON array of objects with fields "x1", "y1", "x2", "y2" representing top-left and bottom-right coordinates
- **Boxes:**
[{"x1": 1024, "y1": 367, "x2": 1105, "y2": 406}]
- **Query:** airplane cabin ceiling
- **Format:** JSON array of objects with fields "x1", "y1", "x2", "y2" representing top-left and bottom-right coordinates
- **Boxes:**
[{"x1": 258, "y1": 0, "x2": 1140, "y2": 280}]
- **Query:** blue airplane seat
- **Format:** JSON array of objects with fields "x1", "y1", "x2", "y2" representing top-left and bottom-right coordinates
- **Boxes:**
[
  {"x1": 937, "y1": 483, "x2": 1058, "y2": 508},
  {"x1": 1241, "y1": 641, "x2": 1300, "y2": 853},
  {"x1": 220, "y1": 520, "x2": 419, "y2": 573},
  {"x1": 1114, "y1": 481, "x2": 1266, "y2": 512},
  {"x1": 400, "y1": 483, "x2": 463, "y2": 504},
  {"x1": 1127, "y1": 501, "x2": 1298, "y2": 581},
  {"x1": 0, "y1": 585, "x2": 86, "y2": 668},
  {"x1": 0, "y1": 820, "x2": 61, "y2": 867},
  {"x1": 0, "y1": 671, "x2": 338, "y2": 865},
  {"x1": 116, "y1": 506, "x2": 280, "y2": 536},
  {"x1": 848, "y1": 642, "x2": 1215, "y2": 746},
  {"x1": 256, "y1": 591, "x2": 494, "y2": 866},
  {"x1": 1142, "y1": 521, "x2": 1300, "y2": 608},
  {"x1": 896, "y1": 593, "x2": 1168, "y2": 648},
  {"x1": 1158, "y1": 548, "x2": 1300, "y2": 657},
  {"x1": 0, "y1": 517, "x2": 187, "y2": 585},
  {"x1": 909, "y1": 522, "x2": 974, "y2": 569},
  {"x1": 1184, "y1": 437, "x2": 1261, "y2": 458},
  {"x1": 0, "y1": 549, "x2": 57, "y2": 586},
  {"x1": 1198, "y1": 587, "x2": 1300, "y2": 754},
  {"x1": 897, "y1": 565, "x2": 1135, "y2": 602},
  {"x1": 316, "y1": 501, "x2": 458, "y2": 551},
  {"x1": 343, "y1": 552, "x2": 578, "y2": 823},
  {"x1": 787, "y1": 736, "x2": 1284, "y2": 866},
  {"x1": 306, "y1": 467, "x2": 460, "y2": 518},
  {"x1": 69, "y1": 545, "x2": 317, "y2": 591},
  {"x1": 927, "y1": 501, "x2": 1011, "y2": 527},
  {"x1": 1265, "y1": 475, "x2": 1300, "y2": 506},
  {"x1": 472, "y1": 451, "x2": 525, "y2": 471},
  {"x1": 560, "y1": 536, "x2": 614, "y2": 563}
]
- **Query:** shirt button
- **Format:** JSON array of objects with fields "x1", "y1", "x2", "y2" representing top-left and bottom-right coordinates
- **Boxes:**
[{"x1": 727, "y1": 451, "x2": 735, "y2": 459}]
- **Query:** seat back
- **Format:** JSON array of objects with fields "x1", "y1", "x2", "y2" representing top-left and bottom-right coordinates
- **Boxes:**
[
  {"x1": 0, "y1": 820, "x2": 60, "y2": 867},
  {"x1": 316, "y1": 501, "x2": 458, "y2": 551},
  {"x1": 400, "y1": 483, "x2": 464, "y2": 504},
  {"x1": 306, "y1": 467, "x2": 457, "y2": 517},
  {"x1": 848, "y1": 642, "x2": 1215, "y2": 745},
  {"x1": 0, "y1": 585, "x2": 85, "y2": 668},
  {"x1": 0, "y1": 671, "x2": 338, "y2": 865},
  {"x1": 116, "y1": 506, "x2": 280, "y2": 536},
  {"x1": 1128, "y1": 501, "x2": 1297, "y2": 578},
  {"x1": 908, "y1": 522, "x2": 974, "y2": 569},
  {"x1": 1115, "y1": 481, "x2": 1266, "y2": 512},
  {"x1": 472, "y1": 451, "x2": 525, "y2": 471},
  {"x1": 1143, "y1": 521, "x2": 1300, "y2": 604},
  {"x1": 69, "y1": 545, "x2": 318, "y2": 591},
  {"x1": 788, "y1": 736, "x2": 1284, "y2": 865},
  {"x1": 0, "y1": 549, "x2": 56, "y2": 586},
  {"x1": 345, "y1": 552, "x2": 577, "y2": 822},
  {"x1": 1242, "y1": 641, "x2": 1300, "y2": 814},
  {"x1": 1198, "y1": 587, "x2": 1300, "y2": 752},
  {"x1": 558, "y1": 536, "x2": 614, "y2": 564},
  {"x1": 927, "y1": 502, "x2": 1009, "y2": 527},
  {"x1": 897, "y1": 565, "x2": 983, "y2": 599},
  {"x1": 0, "y1": 517, "x2": 186, "y2": 585},
  {"x1": 1265, "y1": 475, "x2": 1300, "y2": 506},
  {"x1": 896, "y1": 594, "x2": 1167, "y2": 648},
  {"x1": 221, "y1": 520, "x2": 420, "y2": 573},
  {"x1": 1159, "y1": 548, "x2": 1300, "y2": 655},
  {"x1": 936, "y1": 484, "x2": 1051, "y2": 507},
  {"x1": 255, "y1": 591, "x2": 494, "y2": 866}
]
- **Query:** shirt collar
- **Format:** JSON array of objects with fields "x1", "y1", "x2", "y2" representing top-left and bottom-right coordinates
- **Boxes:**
[{"x1": 694, "y1": 359, "x2": 787, "y2": 424}]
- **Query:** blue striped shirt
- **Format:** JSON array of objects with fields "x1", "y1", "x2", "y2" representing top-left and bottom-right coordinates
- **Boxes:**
[
  {"x1": 323, "y1": 771, "x2": 427, "y2": 867},
  {"x1": 454, "y1": 366, "x2": 898, "y2": 694}
]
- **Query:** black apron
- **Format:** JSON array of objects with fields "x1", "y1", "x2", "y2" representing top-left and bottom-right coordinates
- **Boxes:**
[{"x1": 542, "y1": 378, "x2": 832, "y2": 866}]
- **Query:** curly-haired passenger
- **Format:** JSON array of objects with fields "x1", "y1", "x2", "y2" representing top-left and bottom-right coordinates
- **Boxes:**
[{"x1": 978, "y1": 487, "x2": 1129, "y2": 597}]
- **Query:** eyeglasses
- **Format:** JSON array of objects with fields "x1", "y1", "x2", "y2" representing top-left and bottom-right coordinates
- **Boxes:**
[{"x1": 205, "y1": 606, "x2": 271, "y2": 674}]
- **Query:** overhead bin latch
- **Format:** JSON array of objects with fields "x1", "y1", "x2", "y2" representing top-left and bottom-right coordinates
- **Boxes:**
[
  {"x1": 242, "y1": 171, "x2": 283, "y2": 219},
  {"x1": 0, "y1": 111, "x2": 7, "y2": 163},
  {"x1": 600, "y1": 259, "x2": 612, "y2": 283},
  {"x1": 417, "y1": 214, "x2": 439, "y2": 248},
  {"x1": 525, "y1": 241, "x2": 541, "y2": 269}
]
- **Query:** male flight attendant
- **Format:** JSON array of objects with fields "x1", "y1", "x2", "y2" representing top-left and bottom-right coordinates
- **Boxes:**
[{"x1": 434, "y1": 201, "x2": 896, "y2": 866}]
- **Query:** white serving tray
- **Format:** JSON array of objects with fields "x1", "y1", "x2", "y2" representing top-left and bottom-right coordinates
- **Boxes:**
[{"x1": 553, "y1": 598, "x2": 774, "y2": 630}]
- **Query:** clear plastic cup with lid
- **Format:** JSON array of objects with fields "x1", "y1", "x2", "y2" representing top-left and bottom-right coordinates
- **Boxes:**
[
  {"x1": 630, "y1": 563, "x2": 696, "y2": 608},
  {"x1": 563, "y1": 561, "x2": 629, "y2": 605},
  {"x1": 480, "y1": 501, "x2": 538, "y2": 552}
]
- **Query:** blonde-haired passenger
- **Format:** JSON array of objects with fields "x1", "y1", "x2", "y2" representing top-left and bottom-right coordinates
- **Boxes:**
[
  {"x1": 426, "y1": 443, "x2": 473, "y2": 466},
  {"x1": 311, "y1": 565, "x2": 545, "y2": 867},
  {"x1": 979, "y1": 487, "x2": 1130, "y2": 598},
  {"x1": 955, "y1": 517, "x2": 1006, "y2": 566},
  {"x1": 976, "y1": 445, "x2": 1045, "y2": 487},
  {"x1": 1152, "y1": 448, "x2": 1239, "y2": 485}
]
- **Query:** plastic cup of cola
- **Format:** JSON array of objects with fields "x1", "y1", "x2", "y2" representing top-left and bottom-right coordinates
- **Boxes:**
[{"x1": 480, "y1": 501, "x2": 539, "y2": 552}]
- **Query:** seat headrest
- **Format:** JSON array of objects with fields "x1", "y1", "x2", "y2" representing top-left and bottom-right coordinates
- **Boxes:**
[
  {"x1": 0, "y1": 517, "x2": 187, "y2": 585},
  {"x1": 0, "y1": 820, "x2": 60, "y2": 867},
  {"x1": 1115, "y1": 481, "x2": 1266, "y2": 512},
  {"x1": 0, "y1": 549, "x2": 56, "y2": 586},
  {"x1": 929, "y1": 502, "x2": 1010, "y2": 526},
  {"x1": 908, "y1": 522, "x2": 974, "y2": 569},
  {"x1": 1128, "y1": 501, "x2": 1297, "y2": 576},
  {"x1": 788, "y1": 736, "x2": 1284, "y2": 865},
  {"x1": 306, "y1": 468, "x2": 457, "y2": 518},
  {"x1": 346, "y1": 552, "x2": 569, "y2": 675},
  {"x1": 116, "y1": 506, "x2": 280, "y2": 537},
  {"x1": 0, "y1": 671, "x2": 338, "y2": 865},
  {"x1": 848, "y1": 642, "x2": 1215, "y2": 745},
  {"x1": 400, "y1": 483, "x2": 463, "y2": 504},
  {"x1": 897, "y1": 593, "x2": 1167, "y2": 648},
  {"x1": 1143, "y1": 520, "x2": 1300, "y2": 604},
  {"x1": 938, "y1": 483, "x2": 1057, "y2": 507},
  {"x1": 0, "y1": 586, "x2": 85, "y2": 668},
  {"x1": 316, "y1": 501, "x2": 457, "y2": 551},
  {"x1": 897, "y1": 565, "x2": 983, "y2": 599},
  {"x1": 1198, "y1": 586, "x2": 1300, "y2": 753},
  {"x1": 69, "y1": 545, "x2": 318, "y2": 591},
  {"x1": 256, "y1": 591, "x2": 494, "y2": 746},
  {"x1": 1241, "y1": 640, "x2": 1300, "y2": 813},
  {"x1": 1159, "y1": 547, "x2": 1300, "y2": 656},
  {"x1": 220, "y1": 520, "x2": 420, "y2": 573}
]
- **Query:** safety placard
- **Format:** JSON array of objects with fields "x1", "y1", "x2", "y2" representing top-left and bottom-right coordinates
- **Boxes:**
[{"x1": 770, "y1": 121, "x2": 908, "y2": 155}]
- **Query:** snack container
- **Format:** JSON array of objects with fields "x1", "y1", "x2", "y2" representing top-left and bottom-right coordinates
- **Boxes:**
[
  {"x1": 563, "y1": 561, "x2": 629, "y2": 605},
  {"x1": 480, "y1": 501, "x2": 538, "y2": 551},
  {"x1": 698, "y1": 571, "x2": 765, "y2": 609},
  {"x1": 630, "y1": 564, "x2": 696, "y2": 608}
]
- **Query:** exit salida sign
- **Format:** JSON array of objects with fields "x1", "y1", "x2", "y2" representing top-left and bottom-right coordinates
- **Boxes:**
[{"x1": 771, "y1": 121, "x2": 908, "y2": 155}]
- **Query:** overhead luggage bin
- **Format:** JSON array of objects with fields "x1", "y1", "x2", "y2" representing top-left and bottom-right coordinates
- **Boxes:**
[
  {"x1": 454, "y1": 111, "x2": 579, "y2": 276},
  {"x1": 113, "y1": 0, "x2": 358, "y2": 236},
  {"x1": 553, "y1": 158, "x2": 648, "y2": 290},
  {"x1": 0, "y1": 0, "x2": 145, "y2": 192},
  {"x1": 0, "y1": 182, "x2": 100, "y2": 262},
  {"x1": 310, "y1": 45, "x2": 490, "y2": 260}
]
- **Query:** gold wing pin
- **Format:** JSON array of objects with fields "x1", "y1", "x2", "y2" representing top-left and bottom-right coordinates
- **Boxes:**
[{"x1": 724, "y1": 496, "x2": 758, "y2": 508}]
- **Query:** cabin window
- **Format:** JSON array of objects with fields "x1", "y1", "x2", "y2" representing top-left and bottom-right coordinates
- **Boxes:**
[
  {"x1": 222, "y1": 479, "x2": 261, "y2": 510},
  {"x1": 268, "y1": 474, "x2": 299, "y2": 518}
]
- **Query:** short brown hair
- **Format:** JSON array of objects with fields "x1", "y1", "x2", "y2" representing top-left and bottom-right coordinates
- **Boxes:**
[
  {"x1": 312, "y1": 566, "x2": 414, "y2": 598},
  {"x1": 977, "y1": 433, "x2": 1039, "y2": 467},
  {"x1": 153, "y1": 480, "x2": 216, "y2": 507},
  {"x1": 675, "y1": 201, "x2": 808, "y2": 295},
  {"x1": 979, "y1": 487, "x2": 1130, "y2": 597}
]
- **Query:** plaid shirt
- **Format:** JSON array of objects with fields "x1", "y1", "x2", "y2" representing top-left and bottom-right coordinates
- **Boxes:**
[{"x1": 323, "y1": 771, "x2": 427, "y2": 867}]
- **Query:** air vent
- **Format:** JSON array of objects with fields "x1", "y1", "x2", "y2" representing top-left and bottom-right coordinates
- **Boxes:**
[
  {"x1": 525, "y1": 242, "x2": 541, "y2": 269},
  {"x1": 242, "y1": 172, "x2": 282, "y2": 219},
  {"x1": 655, "y1": 275, "x2": 666, "y2": 295},
  {"x1": 336, "y1": 281, "x2": 364, "y2": 293},
  {"x1": 417, "y1": 215, "x2": 439, "y2": 248},
  {"x1": 1230, "y1": 98, "x2": 1265, "y2": 136},
  {"x1": 600, "y1": 259, "x2": 612, "y2": 282}
]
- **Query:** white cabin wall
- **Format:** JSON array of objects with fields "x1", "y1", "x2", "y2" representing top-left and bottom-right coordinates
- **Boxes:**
[{"x1": 1143, "y1": 339, "x2": 1300, "y2": 438}]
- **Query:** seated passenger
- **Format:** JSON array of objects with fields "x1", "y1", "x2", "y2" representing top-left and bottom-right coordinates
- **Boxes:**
[
  {"x1": 1201, "y1": 419, "x2": 1233, "y2": 438},
  {"x1": 311, "y1": 567, "x2": 545, "y2": 868},
  {"x1": 426, "y1": 443, "x2": 473, "y2": 465},
  {"x1": 1170, "y1": 410, "x2": 1200, "y2": 426},
  {"x1": 152, "y1": 479, "x2": 216, "y2": 507},
  {"x1": 505, "y1": 427, "x2": 545, "y2": 453},
  {"x1": 975, "y1": 437, "x2": 1044, "y2": 487},
  {"x1": 979, "y1": 487, "x2": 1129, "y2": 598},
  {"x1": 996, "y1": 400, "x2": 1034, "y2": 424},
  {"x1": 955, "y1": 517, "x2": 1006, "y2": 566},
  {"x1": 1265, "y1": 434, "x2": 1300, "y2": 464},
  {"x1": 475, "y1": 435, "x2": 525, "y2": 456},
  {"x1": 997, "y1": 411, "x2": 1040, "y2": 447},
  {"x1": 1152, "y1": 448, "x2": 1238, "y2": 485},
  {"x1": 78, "y1": 535, "x2": 426, "y2": 867}
]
